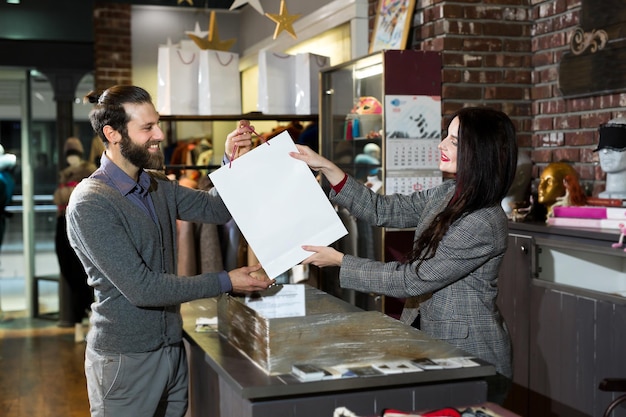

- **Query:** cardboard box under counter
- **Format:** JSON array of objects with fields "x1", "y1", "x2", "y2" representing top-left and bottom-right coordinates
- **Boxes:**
[{"x1": 217, "y1": 285, "x2": 467, "y2": 375}]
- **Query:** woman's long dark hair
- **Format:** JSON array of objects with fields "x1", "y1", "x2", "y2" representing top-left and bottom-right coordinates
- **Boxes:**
[
  {"x1": 84, "y1": 85, "x2": 153, "y2": 145},
  {"x1": 407, "y1": 107, "x2": 518, "y2": 269}
]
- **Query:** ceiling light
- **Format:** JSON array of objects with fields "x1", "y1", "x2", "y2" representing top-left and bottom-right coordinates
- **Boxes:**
[{"x1": 354, "y1": 64, "x2": 383, "y2": 80}]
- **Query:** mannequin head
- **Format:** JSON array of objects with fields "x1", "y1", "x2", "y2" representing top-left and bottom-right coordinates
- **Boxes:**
[
  {"x1": 596, "y1": 118, "x2": 626, "y2": 198},
  {"x1": 502, "y1": 151, "x2": 532, "y2": 214},
  {"x1": 0, "y1": 144, "x2": 17, "y2": 172},
  {"x1": 64, "y1": 137, "x2": 84, "y2": 167},
  {"x1": 599, "y1": 150, "x2": 626, "y2": 174},
  {"x1": 538, "y1": 162, "x2": 579, "y2": 207},
  {"x1": 363, "y1": 143, "x2": 381, "y2": 161},
  {"x1": 354, "y1": 143, "x2": 381, "y2": 179},
  {"x1": 596, "y1": 118, "x2": 626, "y2": 172}
]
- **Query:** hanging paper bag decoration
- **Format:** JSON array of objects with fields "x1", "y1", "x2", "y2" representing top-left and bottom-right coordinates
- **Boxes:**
[
  {"x1": 157, "y1": 39, "x2": 199, "y2": 115},
  {"x1": 198, "y1": 50, "x2": 241, "y2": 115},
  {"x1": 257, "y1": 50, "x2": 296, "y2": 114},
  {"x1": 294, "y1": 53, "x2": 330, "y2": 115}
]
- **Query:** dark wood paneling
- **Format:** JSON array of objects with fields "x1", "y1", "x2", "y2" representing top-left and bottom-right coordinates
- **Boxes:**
[
  {"x1": 529, "y1": 285, "x2": 562, "y2": 416},
  {"x1": 498, "y1": 235, "x2": 532, "y2": 416},
  {"x1": 384, "y1": 50, "x2": 442, "y2": 96},
  {"x1": 558, "y1": 0, "x2": 626, "y2": 97},
  {"x1": 559, "y1": 46, "x2": 626, "y2": 97},
  {"x1": 595, "y1": 298, "x2": 626, "y2": 417}
]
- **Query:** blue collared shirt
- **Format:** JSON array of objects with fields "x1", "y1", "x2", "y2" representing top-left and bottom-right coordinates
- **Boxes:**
[{"x1": 91, "y1": 152, "x2": 158, "y2": 224}]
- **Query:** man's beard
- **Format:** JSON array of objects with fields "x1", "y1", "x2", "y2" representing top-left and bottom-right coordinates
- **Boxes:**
[{"x1": 119, "y1": 133, "x2": 164, "y2": 170}]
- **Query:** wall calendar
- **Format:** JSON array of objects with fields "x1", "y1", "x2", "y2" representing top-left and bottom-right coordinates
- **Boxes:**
[
  {"x1": 385, "y1": 138, "x2": 439, "y2": 170},
  {"x1": 385, "y1": 172, "x2": 442, "y2": 195}
]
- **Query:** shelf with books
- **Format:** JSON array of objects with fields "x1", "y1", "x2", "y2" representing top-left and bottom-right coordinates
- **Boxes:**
[{"x1": 549, "y1": 203, "x2": 626, "y2": 230}]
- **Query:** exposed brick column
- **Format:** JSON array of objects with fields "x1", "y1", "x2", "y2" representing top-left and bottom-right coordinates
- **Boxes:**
[
  {"x1": 93, "y1": 2, "x2": 132, "y2": 92},
  {"x1": 410, "y1": 1, "x2": 533, "y2": 152}
]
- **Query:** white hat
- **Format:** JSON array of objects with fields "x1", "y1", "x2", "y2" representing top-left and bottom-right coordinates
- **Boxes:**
[{"x1": 0, "y1": 144, "x2": 17, "y2": 171}]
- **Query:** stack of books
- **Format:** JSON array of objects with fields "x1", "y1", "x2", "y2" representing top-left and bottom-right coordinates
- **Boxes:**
[{"x1": 548, "y1": 198, "x2": 626, "y2": 230}]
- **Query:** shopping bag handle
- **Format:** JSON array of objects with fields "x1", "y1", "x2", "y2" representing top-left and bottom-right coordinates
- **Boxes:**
[{"x1": 229, "y1": 127, "x2": 269, "y2": 168}]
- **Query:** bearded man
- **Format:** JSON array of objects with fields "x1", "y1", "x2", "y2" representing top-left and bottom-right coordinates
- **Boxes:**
[{"x1": 67, "y1": 85, "x2": 274, "y2": 417}]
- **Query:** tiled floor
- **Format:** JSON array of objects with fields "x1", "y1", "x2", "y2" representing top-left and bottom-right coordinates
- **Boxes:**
[
  {"x1": 0, "y1": 277, "x2": 59, "y2": 320},
  {"x1": 0, "y1": 247, "x2": 60, "y2": 319}
]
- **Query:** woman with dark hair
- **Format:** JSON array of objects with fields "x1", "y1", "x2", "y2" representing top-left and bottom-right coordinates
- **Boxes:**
[{"x1": 290, "y1": 107, "x2": 518, "y2": 403}]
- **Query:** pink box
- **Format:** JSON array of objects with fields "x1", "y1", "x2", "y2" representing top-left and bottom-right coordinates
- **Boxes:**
[{"x1": 552, "y1": 206, "x2": 607, "y2": 219}]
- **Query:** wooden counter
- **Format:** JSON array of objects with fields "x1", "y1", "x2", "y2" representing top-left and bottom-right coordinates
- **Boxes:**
[
  {"x1": 182, "y1": 296, "x2": 496, "y2": 417},
  {"x1": 499, "y1": 221, "x2": 626, "y2": 417}
]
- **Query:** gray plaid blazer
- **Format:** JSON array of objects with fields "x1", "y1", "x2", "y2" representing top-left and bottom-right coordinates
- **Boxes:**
[{"x1": 332, "y1": 176, "x2": 512, "y2": 378}]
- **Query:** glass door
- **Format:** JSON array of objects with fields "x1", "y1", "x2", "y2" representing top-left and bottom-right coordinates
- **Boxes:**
[{"x1": 0, "y1": 69, "x2": 93, "y2": 320}]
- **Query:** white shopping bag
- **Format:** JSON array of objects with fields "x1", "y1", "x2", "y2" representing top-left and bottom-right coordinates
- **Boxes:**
[
  {"x1": 157, "y1": 40, "x2": 199, "y2": 115},
  {"x1": 198, "y1": 50, "x2": 241, "y2": 115},
  {"x1": 257, "y1": 50, "x2": 296, "y2": 114},
  {"x1": 294, "y1": 53, "x2": 330, "y2": 115},
  {"x1": 209, "y1": 131, "x2": 348, "y2": 278}
]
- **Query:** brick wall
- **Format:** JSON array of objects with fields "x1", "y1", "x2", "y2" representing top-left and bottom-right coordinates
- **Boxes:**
[
  {"x1": 529, "y1": 0, "x2": 624, "y2": 197},
  {"x1": 92, "y1": 0, "x2": 624, "y2": 196},
  {"x1": 412, "y1": 0, "x2": 533, "y2": 144},
  {"x1": 93, "y1": 2, "x2": 132, "y2": 92},
  {"x1": 410, "y1": 0, "x2": 626, "y2": 196}
]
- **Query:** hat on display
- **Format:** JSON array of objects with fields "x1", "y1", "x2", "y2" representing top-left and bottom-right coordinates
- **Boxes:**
[
  {"x1": 0, "y1": 144, "x2": 17, "y2": 171},
  {"x1": 594, "y1": 118, "x2": 626, "y2": 152},
  {"x1": 363, "y1": 143, "x2": 381, "y2": 160},
  {"x1": 64, "y1": 137, "x2": 84, "y2": 157}
]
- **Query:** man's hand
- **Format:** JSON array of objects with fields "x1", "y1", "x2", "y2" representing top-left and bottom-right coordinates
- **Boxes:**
[
  {"x1": 228, "y1": 264, "x2": 275, "y2": 294},
  {"x1": 225, "y1": 120, "x2": 255, "y2": 160}
]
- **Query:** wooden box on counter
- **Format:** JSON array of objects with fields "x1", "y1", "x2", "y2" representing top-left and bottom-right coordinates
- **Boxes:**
[{"x1": 216, "y1": 284, "x2": 466, "y2": 375}]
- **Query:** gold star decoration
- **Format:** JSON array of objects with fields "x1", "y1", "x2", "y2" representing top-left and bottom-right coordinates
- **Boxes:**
[
  {"x1": 265, "y1": 0, "x2": 301, "y2": 40},
  {"x1": 186, "y1": 12, "x2": 237, "y2": 52},
  {"x1": 229, "y1": 0, "x2": 264, "y2": 15},
  {"x1": 177, "y1": 0, "x2": 193, "y2": 5}
]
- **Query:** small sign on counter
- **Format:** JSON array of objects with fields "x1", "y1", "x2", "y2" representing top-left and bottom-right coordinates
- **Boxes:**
[{"x1": 245, "y1": 284, "x2": 306, "y2": 318}]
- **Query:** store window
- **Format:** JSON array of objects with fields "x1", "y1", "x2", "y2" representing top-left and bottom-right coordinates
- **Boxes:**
[{"x1": 0, "y1": 69, "x2": 93, "y2": 317}]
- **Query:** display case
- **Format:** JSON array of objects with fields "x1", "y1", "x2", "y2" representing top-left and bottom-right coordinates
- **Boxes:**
[
  {"x1": 158, "y1": 113, "x2": 318, "y2": 174},
  {"x1": 319, "y1": 50, "x2": 442, "y2": 313}
]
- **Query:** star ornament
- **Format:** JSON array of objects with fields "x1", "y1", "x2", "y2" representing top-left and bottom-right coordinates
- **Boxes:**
[
  {"x1": 186, "y1": 12, "x2": 236, "y2": 51},
  {"x1": 265, "y1": 0, "x2": 301, "y2": 40},
  {"x1": 185, "y1": 21, "x2": 208, "y2": 40},
  {"x1": 229, "y1": 0, "x2": 264, "y2": 15}
]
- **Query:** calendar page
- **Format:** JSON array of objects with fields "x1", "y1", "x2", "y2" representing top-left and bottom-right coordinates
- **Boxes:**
[
  {"x1": 385, "y1": 95, "x2": 441, "y2": 139},
  {"x1": 386, "y1": 138, "x2": 440, "y2": 170},
  {"x1": 385, "y1": 171, "x2": 442, "y2": 195}
]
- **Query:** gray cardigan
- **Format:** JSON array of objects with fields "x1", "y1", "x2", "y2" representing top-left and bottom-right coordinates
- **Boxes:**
[
  {"x1": 67, "y1": 172, "x2": 231, "y2": 353},
  {"x1": 333, "y1": 176, "x2": 512, "y2": 378}
]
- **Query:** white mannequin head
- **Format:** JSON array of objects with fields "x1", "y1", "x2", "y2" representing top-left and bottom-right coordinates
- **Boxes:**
[
  {"x1": 596, "y1": 118, "x2": 626, "y2": 198},
  {"x1": 0, "y1": 144, "x2": 17, "y2": 171},
  {"x1": 363, "y1": 143, "x2": 381, "y2": 161},
  {"x1": 598, "y1": 149, "x2": 626, "y2": 173}
]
